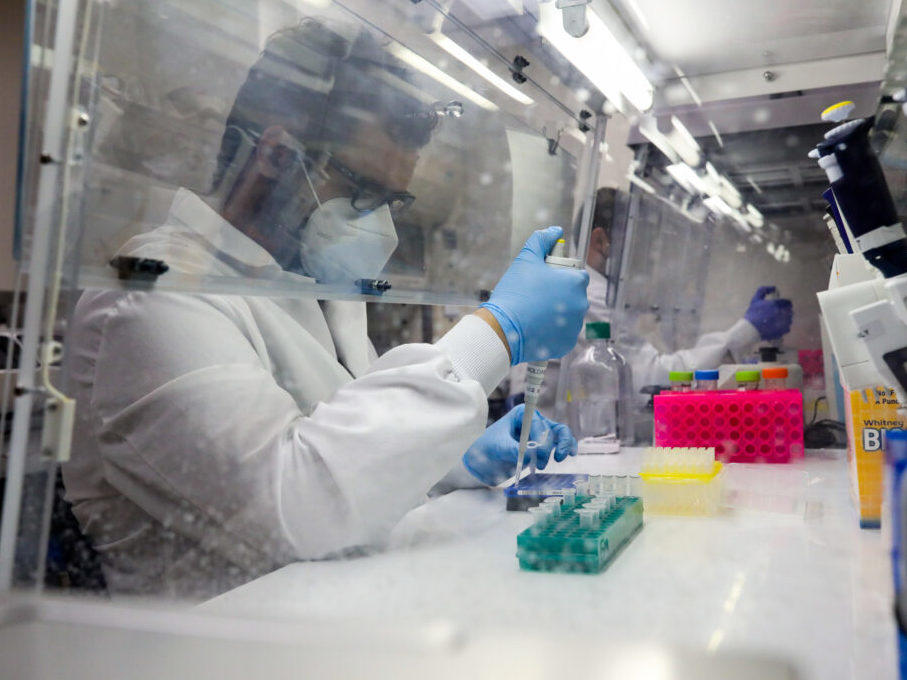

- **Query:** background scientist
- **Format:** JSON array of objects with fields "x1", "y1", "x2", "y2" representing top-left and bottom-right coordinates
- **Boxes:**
[
  {"x1": 511, "y1": 188, "x2": 793, "y2": 416},
  {"x1": 586, "y1": 188, "x2": 794, "y2": 389}
]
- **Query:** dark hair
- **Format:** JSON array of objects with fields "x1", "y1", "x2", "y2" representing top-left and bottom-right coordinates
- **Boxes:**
[
  {"x1": 592, "y1": 187, "x2": 617, "y2": 237},
  {"x1": 211, "y1": 19, "x2": 438, "y2": 191}
]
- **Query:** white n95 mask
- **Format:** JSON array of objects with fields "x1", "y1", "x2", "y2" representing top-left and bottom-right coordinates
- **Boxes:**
[{"x1": 298, "y1": 198, "x2": 399, "y2": 283}]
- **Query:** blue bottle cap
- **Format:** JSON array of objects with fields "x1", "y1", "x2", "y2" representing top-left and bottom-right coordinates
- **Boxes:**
[{"x1": 695, "y1": 369, "x2": 720, "y2": 380}]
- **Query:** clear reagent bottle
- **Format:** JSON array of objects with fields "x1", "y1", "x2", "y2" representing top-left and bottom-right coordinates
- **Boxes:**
[{"x1": 567, "y1": 322, "x2": 623, "y2": 443}]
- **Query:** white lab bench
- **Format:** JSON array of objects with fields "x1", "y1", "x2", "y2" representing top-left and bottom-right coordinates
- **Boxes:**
[{"x1": 204, "y1": 448, "x2": 897, "y2": 680}]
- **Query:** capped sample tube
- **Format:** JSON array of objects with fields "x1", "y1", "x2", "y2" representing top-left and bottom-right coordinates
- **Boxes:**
[
  {"x1": 669, "y1": 371, "x2": 694, "y2": 392},
  {"x1": 735, "y1": 370, "x2": 760, "y2": 391},
  {"x1": 694, "y1": 369, "x2": 719, "y2": 391},
  {"x1": 762, "y1": 366, "x2": 788, "y2": 390}
]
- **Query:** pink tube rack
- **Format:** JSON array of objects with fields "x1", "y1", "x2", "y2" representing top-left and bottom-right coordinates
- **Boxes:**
[{"x1": 653, "y1": 389, "x2": 804, "y2": 463}]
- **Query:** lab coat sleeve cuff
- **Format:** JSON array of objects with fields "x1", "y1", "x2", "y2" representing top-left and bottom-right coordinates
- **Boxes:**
[
  {"x1": 726, "y1": 318, "x2": 761, "y2": 351},
  {"x1": 430, "y1": 458, "x2": 485, "y2": 494},
  {"x1": 435, "y1": 314, "x2": 510, "y2": 396}
]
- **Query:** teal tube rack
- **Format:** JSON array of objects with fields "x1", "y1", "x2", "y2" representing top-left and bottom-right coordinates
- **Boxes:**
[{"x1": 516, "y1": 496, "x2": 643, "y2": 573}]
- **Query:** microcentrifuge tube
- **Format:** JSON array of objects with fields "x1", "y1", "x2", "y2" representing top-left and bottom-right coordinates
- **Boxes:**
[
  {"x1": 574, "y1": 480, "x2": 590, "y2": 496},
  {"x1": 618, "y1": 475, "x2": 629, "y2": 496},
  {"x1": 577, "y1": 508, "x2": 598, "y2": 529},
  {"x1": 591, "y1": 475, "x2": 606, "y2": 495},
  {"x1": 542, "y1": 497, "x2": 563, "y2": 515},
  {"x1": 527, "y1": 506, "x2": 551, "y2": 533},
  {"x1": 588, "y1": 500, "x2": 608, "y2": 520},
  {"x1": 562, "y1": 489, "x2": 577, "y2": 506},
  {"x1": 602, "y1": 495, "x2": 617, "y2": 513}
]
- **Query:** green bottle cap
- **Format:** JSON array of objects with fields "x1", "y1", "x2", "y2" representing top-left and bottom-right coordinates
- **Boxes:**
[
  {"x1": 735, "y1": 370, "x2": 761, "y2": 382},
  {"x1": 585, "y1": 321, "x2": 611, "y2": 340},
  {"x1": 669, "y1": 371, "x2": 694, "y2": 382}
]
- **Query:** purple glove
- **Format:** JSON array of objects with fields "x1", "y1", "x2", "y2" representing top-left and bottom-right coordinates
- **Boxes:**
[
  {"x1": 744, "y1": 286, "x2": 793, "y2": 340},
  {"x1": 462, "y1": 405, "x2": 578, "y2": 486}
]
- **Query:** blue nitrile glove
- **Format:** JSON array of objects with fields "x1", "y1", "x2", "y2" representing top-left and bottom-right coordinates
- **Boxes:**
[
  {"x1": 480, "y1": 226, "x2": 589, "y2": 365},
  {"x1": 462, "y1": 404, "x2": 578, "y2": 486},
  {"x1": 744, "y1": 285, "x2": 793, "y2": 340}
]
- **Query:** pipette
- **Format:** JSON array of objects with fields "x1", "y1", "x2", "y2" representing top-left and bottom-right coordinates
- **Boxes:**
[{"x1": 511, "y1": 239, "x2": 583, "y2": 486}]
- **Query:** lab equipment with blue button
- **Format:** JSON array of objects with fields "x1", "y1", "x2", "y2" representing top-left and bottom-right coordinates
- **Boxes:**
[{"x1": 463, "y1": 404, "x2": 578, "y2": 486}]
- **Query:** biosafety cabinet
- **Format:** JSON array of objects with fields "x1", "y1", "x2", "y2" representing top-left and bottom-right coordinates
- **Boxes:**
[
  {"x1": 1, "y1": 0, "x2": 907, "y2": 678},
  {"x1": 14, "y1": 0, "x2": 606, "y2": 303},
  {"x1": 3, "y1": 0, "x2": 606, "y2": 586}
]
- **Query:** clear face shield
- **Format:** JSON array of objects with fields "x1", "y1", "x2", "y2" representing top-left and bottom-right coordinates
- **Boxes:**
[{"x1": 213, "y1": 124, "x2": 407, "y2": 282}]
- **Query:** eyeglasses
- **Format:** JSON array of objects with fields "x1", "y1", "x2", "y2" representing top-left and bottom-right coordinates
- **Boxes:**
[{"x1": 327, "y1": 156, "x2": 416, "y2": 214}]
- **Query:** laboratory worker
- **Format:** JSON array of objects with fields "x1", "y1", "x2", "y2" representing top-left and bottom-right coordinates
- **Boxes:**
[
  {"x1": 511, "y1": 188, "x2": 793, "y2": 413},
  {"x1": 61, "y1": 20, "x2": 587, "y2": 598},
  {"x1": 584, "y1": 188, "x2": 793, "y2": 390}
]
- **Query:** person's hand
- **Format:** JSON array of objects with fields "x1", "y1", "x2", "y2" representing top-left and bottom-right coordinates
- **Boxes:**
[
  {"x1": 480, "y1": 226, "x2": 589, "y2": 365},
  {"x1": 744, "y1": 286, "x2": 793, "y2": 340},
  {"x1": 462, "y1": 404, "x2": 577, "y2": 486}
]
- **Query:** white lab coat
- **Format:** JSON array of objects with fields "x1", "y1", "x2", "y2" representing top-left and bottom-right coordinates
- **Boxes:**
[
  {"x1": 586, "y1": 268, "x2": 759, "y2": 390},
  {"x1": 511, "y1": 267, "x2": 759, "y2": 412},
  {"x1": 62, "y1": 189, "x2": 509, "y2": 598}
]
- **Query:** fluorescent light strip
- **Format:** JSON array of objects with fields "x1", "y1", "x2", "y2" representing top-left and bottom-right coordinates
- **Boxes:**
[
  {"x1": 538, "y1": 3, "x2": 653, "y2": 112},
  {"x1": 704, "y1": 195, "x2": 733, "y2": 216},
  {"x1": 733, "y1": 212, "x2": 752, "y2": 231},
  {"x1": 668, "y1": 115, "x2": 701, "y2": 167},
  {"x1": 639, "y1": 116, "x2": 679, "y2": 163},
  {"x1": 372, "y1": 67, "x2": 437, "y2": 106},
  {"x1": 624, "y1": 0, "x2": 651, "y2": 31},
  {"x1": 705, "y1": 162, "x2": 721, "y2": 183},
  {"x1": 628, "y1": 174, "x2": 657, "y2": 194},
  {"x1": 673, "y1": 65, "x2": 702, "y2": 107},
  {"x1": 745, "y1": 203, "x2": 764, "y2": 228},
  {"x1": 707, "y1": 120, "x2": 724, "y2": 148},
  {"x1": 719, "y1": 177, "x2": 743, "y2": 209},
  {"x1": 700, "y1": 161, "x2": 744, "y2": 208},
  {"x1": 431, "y1": 34, "x2": 534, "y2": 106},
  {"x1": 704, "y1": 195, "x2": 749, "y2": 232},
  {"x1": 666, "y1": 162, "x2": 707, "y2": 195},
  {"x1": 388, "y1": 44, "x2": 498, "y2": 111},
  {"x1": 670, "y1": 116, "x2": 700, "y2": 154}
]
